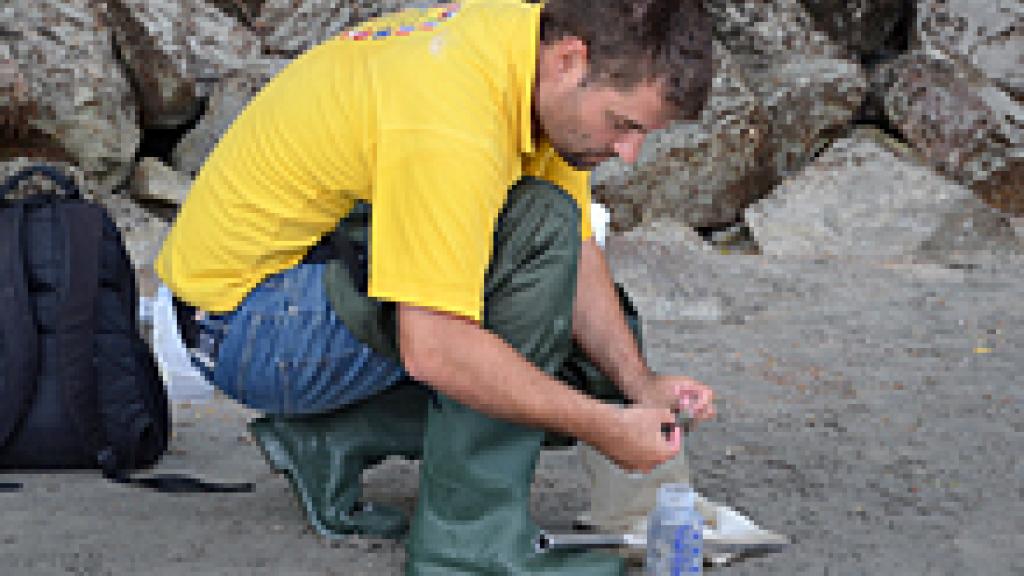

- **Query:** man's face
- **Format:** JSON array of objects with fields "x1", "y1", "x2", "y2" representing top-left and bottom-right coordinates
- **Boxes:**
[
  {"x1": 534, "y1": 37, "x2": 674, "y2": 170},
  {"x1": 544, "y1": 77, "x2": 672, "y2": 170}
]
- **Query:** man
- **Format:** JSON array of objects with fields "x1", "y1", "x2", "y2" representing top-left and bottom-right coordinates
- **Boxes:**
[{"x1": 157, "y1": 0, "x2": 715, "y2": 573}]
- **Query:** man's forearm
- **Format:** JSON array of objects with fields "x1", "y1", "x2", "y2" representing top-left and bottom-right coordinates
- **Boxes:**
[
  {"x1": 398, "y1": 304, "x2": 618, "y2": 445},
  {"x1": 572, "y1": 238, "x2": 653, "y2": 402}
]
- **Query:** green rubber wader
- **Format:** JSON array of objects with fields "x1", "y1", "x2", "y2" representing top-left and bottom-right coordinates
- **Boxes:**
[
  {"x1": 248, "y1": 381, "x2": 428, "y2": 539},
  {"x1": 404, "y1": 178, "x2": 624, "y2": 575},
  {"x1": 250, "y1": 177, "x2": 640, "y2": 559}
]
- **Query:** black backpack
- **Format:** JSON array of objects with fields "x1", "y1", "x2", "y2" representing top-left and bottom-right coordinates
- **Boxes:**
[{"x1": 0, "y1": 166, "x2": 248, "y2": 493}]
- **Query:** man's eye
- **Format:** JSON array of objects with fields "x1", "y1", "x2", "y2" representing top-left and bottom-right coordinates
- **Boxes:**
[{"x1": 618, "y1": 122, "x2": 644, "y2": 134}]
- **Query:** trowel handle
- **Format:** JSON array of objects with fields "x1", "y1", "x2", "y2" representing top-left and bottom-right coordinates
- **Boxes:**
[
  {"x1": 661, "y1": 411, "x2": 694, "y2": 440},
  {"x1": 534, "y1": 531, "x2": 645, "y2": 553}
]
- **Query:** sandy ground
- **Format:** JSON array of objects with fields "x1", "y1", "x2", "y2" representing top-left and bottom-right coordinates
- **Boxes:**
[{"x1": 2, "y1": 245, "x2": 1022, "y2": 575}]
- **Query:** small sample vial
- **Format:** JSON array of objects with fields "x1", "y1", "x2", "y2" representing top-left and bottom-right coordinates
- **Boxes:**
[{"x1": 646, "y1": 483, "x2": 703, "y2": 575}]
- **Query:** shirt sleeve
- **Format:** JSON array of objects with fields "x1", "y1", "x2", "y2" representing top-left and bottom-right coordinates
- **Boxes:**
[{"x1": 368, "y1": 128, "x2": 508, "y2": 322}]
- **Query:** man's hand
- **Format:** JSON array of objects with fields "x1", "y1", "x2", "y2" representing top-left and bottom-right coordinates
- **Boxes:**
[
  {"x1": 571, "y1": 239, "x2": 715, "y2": 428},
  {"x1": 634, "y1": 373, "x2": 715, "y2": 425},
  {"x1": 591, "y1": 405, "x2": 682, "y2": 473}
]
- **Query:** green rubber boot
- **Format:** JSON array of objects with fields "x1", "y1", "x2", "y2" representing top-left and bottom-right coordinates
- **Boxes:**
[
  {"x1": 405, "y1": 178, "x2": 624, "y2": 575},
  {"x1": 249, "y1": 381, "x2": 428, "y2": 539}
]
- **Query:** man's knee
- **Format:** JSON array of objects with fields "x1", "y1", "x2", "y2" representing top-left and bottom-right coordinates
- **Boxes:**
[
  {"x1": 486, "y1": 177, "x2": 581, "y2": 299},
  {"x1": 496, "y1": 176, "x2": 581, "y2": 247},
  {"x1": 481, "y1": 178, "x2": 582, "y2": 371}
]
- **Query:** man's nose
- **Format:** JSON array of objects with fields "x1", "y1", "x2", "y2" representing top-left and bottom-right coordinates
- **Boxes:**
[{"x1": 613, "y1": 133, "x2": 645, "y2": 164}]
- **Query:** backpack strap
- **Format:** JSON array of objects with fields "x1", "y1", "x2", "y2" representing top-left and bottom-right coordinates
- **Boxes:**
[
  {"x1": 54, "y1": 202, "x2": 113, "y2": 472},
  {"x1": 0, "y1": 165, "x2": 82, "y2": 201},
  {"x1": 0, "y1": 204, "x2": 40, "y2": 457}
]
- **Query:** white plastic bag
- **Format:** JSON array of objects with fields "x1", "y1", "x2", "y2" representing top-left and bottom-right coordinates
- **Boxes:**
[
  {"x1": 591, "y1": 202, "x2": 611, "y2": 248},
  {"x1": 151, "y1": 284, "x2": 215, "y2": 402}
]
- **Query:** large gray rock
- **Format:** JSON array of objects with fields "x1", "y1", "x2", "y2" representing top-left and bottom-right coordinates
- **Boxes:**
[
  {"x1": 884, "y1": 51, "x2": 1023, "y2": 215},
  {"x1": 708, "y1": 0, "x2": 866, "y2": 185},
  {"x1": 706, "y1": 0, "x2": 844, "y2": 60},
  {"x1": 799, "y1": 0, "x2": 910, "y2": 60},
  {"x1": 103, "y1": 0, "x2": 264, "y2": 129},
  {"x1": 208, "y1": 0, "x2": 264, "y2": 25},
  {"x1": 592, "y1": 43, "x2": 770, "y2": 229},
  {"x1": 171, "y1": 59, "x2": 288, "y2": 176},
  {"x1": 594, "y1": 1, "x2": 866, "y2": 231},
  {"x1": 736, "y1": 55, "x2": 865, "y2": 182},
  {"x1": 615, "y1": 220, "x2": 712, "y2": 253},
  {"x1": 255, "y1": 0, "x2": 434, "y2": 56},
  {"x1": 916, "y1": 0, "x2": 1024, "y2": 100},
  {"x1": 746, "y1": 128, "x2": 1021, "y2": 258},
  {"x1": 130, "y1": 157, "x2": 192, "y2": 206},
  {"x1": 0, "y1": 0, "x2": 140, "y2": 196},
  {"x1": 0, "y1": 59, "x2": 32, "y2": 141}
]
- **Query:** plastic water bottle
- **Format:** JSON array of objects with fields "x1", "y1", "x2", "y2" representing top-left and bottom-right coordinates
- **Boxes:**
[{"x1": 646, "y1": 483, "x2": 703, "y2": 575}]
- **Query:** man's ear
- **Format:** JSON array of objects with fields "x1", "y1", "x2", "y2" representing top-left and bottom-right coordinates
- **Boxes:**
[
  {"x1": 542, "y1": 35, "x2": 589, "y2": 87},
  {"x1": 562, "y1": 36, "x2": 590, "y2": 86}
]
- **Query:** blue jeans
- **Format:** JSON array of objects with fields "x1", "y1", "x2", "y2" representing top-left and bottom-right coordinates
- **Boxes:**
[{"x1": 193, "y1": 263, "x2": 406, "y2": 415}]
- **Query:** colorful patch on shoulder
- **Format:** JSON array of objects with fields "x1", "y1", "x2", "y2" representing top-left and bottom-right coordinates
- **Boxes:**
[{"x1": 341, "y1": 3, "x2": 461, "y2": 42}]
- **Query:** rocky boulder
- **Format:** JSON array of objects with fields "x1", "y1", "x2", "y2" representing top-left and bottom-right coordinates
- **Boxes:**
[
  {"x1": 130, "y1": 157, "x2": 192, "y2": 206},
  {"x1": 593, "y1": 0, "x2": 865, "y2": 232},
  {"x1": 171, "y1": 59, "x2": 288, "y2": 176},
  {"x1": 708, "y1": 0, "x2": 866, "y2": 185},
  {"x1": 592, "y1": 43, "x2": 770, "y2": 229},
  {"x1": 746, "y1": 128, "x2": 1021, "y2": 258},
  {"x1": 799, "y1": 0, "x2": 912, "y2": 61},
  {"x1": 706, "y1": 0, "x2": 844, "y2": 60},
  {"x1": 736, "y1": 55, "x2": 865, "y2": 182},
  {"x1": 0, "y1": 0, "x2": 140, "y2": 196},
  {"x1": 255, "y1": 0, "x2": 435, "y2": 56},
  {"x1": 615, "y1": 220, "x2": 713, "y2": 253},
  {"x1": 916, "y1": 0, "x2": 1024, "y2": 100},
  {"x1": 884, "y1": 51, "x2": 1023, "y2": 215},
  {"x1": 103, "y1": 0, "x2": 264, "y2": 129},
  {"x1": 0, "y1": 59, "x2": 33, "y2": 141},
  {"x1": 208, "y1": 0, "x2": 264, "y2": 25}
]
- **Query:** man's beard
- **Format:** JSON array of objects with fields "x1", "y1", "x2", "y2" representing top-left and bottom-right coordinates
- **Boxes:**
[{"x1": 552, "y1": 144, "x2": 611, "y2": 171}]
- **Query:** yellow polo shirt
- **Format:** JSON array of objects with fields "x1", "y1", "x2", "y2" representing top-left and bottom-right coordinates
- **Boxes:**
[{"x1": 156, "y1": 0, "x2": 591, "y2": 321}]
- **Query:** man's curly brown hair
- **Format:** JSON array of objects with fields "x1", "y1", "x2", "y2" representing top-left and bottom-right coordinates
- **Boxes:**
[{"x1": 537, "y1": 0, "x2": 714, "y2": 121}]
